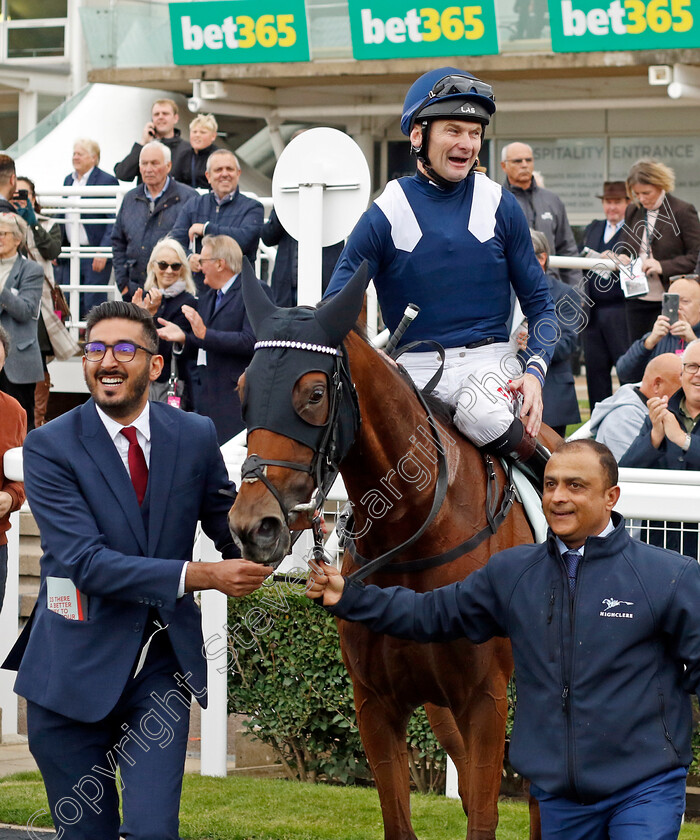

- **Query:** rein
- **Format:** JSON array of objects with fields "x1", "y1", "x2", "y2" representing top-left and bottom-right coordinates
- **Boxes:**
[
  {"x1": 241, "y1": 335, "x2": 516, "y2": 576},
  {"x1": 344, "y1": 456, "x2": 516, "y2": 577}
]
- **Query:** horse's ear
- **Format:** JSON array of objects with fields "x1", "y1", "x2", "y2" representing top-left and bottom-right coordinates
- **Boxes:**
[
  {"x1": 315, "y1": 261, "x2": 369, "y2": 346},
  {"x1": 241, "y1": 256, "x2": 278, "y2": 336}
]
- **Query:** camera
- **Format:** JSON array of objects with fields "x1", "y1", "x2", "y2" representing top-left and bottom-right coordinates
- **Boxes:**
[
  {"x1": 187, "y1": 97, "x2": 202, "y2": 113},
  {"x1": 13, "y1": 189, "x2": 28, "y2": 201}
]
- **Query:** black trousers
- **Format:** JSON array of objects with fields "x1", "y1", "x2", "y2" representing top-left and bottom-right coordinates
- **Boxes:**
[
  {"x1": 625, "y1": 299, "x2": 662, "y2": 345},
  {"x1": 583, "y1": 303, "x2": 632, "y2": 411}
]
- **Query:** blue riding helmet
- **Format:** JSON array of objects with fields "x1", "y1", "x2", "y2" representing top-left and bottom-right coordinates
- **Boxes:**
[{"x1": 400, "y1": 67, "x2": 496, "y2": 136}]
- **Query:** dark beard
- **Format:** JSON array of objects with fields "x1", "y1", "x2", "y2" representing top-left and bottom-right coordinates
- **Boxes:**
[{"x1": 87, "y1": 365, "x2": 151, "y2": 421}]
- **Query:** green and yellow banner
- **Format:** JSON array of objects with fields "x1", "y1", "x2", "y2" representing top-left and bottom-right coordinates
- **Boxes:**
[{"x1": 169, "y1": 0, "x2": 310, "y2": 64}]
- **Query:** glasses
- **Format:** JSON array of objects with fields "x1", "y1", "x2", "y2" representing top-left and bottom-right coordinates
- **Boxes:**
[
  {"x1": 156, "y1": 260, "x2": 183, "y2": 271},
  {"x1": 683, "y1": 362, "x2": 700, "y2": 375},
  {"x1": 429, "y1": 74, "x2": 495, "y2": 102},
  {"x1": 199, "y1": 257, "x2": 219, "y2": 264},
  {"x1": 83, "y1": 341, "x2": 155, "y2": 363},
  {"x1": 506, "y1": 157, "x2": 534, "y2": 164}
]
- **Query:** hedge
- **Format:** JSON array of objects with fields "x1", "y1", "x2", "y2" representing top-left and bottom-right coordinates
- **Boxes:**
[{"x1": 224, "y1": 573, "x2": 446, "y2": 791}]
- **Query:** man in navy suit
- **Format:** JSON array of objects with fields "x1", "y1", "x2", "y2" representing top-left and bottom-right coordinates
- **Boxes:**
[
  {"x1": 158, "y1": 235, "x2": 269, "y2": 444},
  {"x1": 3, "y1": 301, "x2": 272, "y2": 839},
  {"x1": 169, "y1": 150, "x2": 263, "y2": 292},
  {"x1": 580, "y1": 181, "x2": 632, "y2": 410},
  {"x1": 58, "y1": 139, "x2": 119, "y2": 317}
]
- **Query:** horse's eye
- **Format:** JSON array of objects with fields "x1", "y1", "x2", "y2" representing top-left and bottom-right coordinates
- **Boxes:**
[{"x1": 309, "y1": 387, "x2": 325, "y2": 404}]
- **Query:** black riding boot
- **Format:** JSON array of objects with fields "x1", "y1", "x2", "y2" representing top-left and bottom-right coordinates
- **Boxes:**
[{"x1": 486, "y1": 418, "x2": 550, "y2": 492}]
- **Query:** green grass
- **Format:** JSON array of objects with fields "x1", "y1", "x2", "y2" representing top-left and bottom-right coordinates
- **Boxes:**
[{"x1": 3, "y1": 771, "x2": 700, "y2": 839}]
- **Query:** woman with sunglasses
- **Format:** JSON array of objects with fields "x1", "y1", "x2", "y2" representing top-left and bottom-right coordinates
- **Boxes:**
[
  {"x1": 0, "y1": 212, "x2": 44, "y2": 429},
  {"x1": 134, "y1": 238, "x2": 196, "y2": 404}
]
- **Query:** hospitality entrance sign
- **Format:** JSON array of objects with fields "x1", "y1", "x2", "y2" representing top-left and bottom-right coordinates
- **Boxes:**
[
  {"x1": 169, "y1": 0, "x2": 310, "y2": 64},
  {"x1": 348, "y1": 0, "x2": 499, "y2": 58}
]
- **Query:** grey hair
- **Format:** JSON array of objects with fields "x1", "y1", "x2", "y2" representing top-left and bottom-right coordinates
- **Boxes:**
[
  {"x1": 145, "y1": 237, "x2": 196, "y2": 294},
  {"x1": 206, "y1": 149, "x2": 239, "y2": 174},
  {"x1": 501, "y1": 142, "x2": 533, "y2": 163},
  {"x1": 530, "y1": 229, "x2": 550, "y2": 270},
  {"x1": 139, "y1": 140, "x2": 172, "y2": 165},
  {"x1": 201, "y1": 234, "x2": 242, "y2": 275},
  {"x1": 0, "y1": 212, "x2": 27, "y2": 246}
]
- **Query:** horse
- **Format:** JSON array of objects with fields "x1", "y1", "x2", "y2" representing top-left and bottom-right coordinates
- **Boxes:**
[{"x1": 229, "y1": 261, "x2": 560, "y2": 840}]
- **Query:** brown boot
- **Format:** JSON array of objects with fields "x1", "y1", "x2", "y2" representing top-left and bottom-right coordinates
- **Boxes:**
[{"x1": 34, "y1": 370, "x2": 51, "y2": 427}]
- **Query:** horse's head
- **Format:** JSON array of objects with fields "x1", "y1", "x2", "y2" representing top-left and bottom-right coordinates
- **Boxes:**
[{"x1": 229, "y1": 260, "x2": 368, "y2": 567}]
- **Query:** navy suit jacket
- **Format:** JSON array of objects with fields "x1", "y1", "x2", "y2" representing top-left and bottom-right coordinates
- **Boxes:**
[
  {"x1": 4, "y1": 401, "x2": 237, "y2": 722},
  {"x1": 185, "y1": 275, "x2": 271, "y2": 444},
  {"x1": 62, "y1": 166, "x2": 119, "y2": 249}
]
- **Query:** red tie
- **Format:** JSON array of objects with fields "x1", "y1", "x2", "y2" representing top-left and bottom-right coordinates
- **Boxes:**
[{"x1": 120, "y1": 426, "x2": 148, "y2": 505}]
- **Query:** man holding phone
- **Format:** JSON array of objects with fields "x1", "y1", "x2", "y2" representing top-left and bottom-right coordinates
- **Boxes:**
[
  {"x1": 616, "y1": 275, "x2": 700, "y2": 384},
  {"x1": 114, "y1": 99, "x2": 191, "y2": 185}
]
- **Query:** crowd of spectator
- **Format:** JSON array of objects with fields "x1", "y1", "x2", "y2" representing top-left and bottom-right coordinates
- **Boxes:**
[{"x1": 1, "y1": 96, "x2": 700, "y2": 481}]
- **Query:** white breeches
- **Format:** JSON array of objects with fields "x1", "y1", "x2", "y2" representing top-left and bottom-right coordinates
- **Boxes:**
[{"x1": 400, "y1": 342, "x2": 523, "y2": 447}]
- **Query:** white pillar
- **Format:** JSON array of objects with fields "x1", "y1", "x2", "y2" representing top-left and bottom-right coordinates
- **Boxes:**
[
  {"x1": 296, "y1": 183, "x2": 324, "y2": 305},
  {"x1": 69, "y1": 0, "x2": 87, "y2": 95},
  {"x1": 198, "y1": 533, "x2": 229, "y2": 777},
  {"x1": 17, "y1": 91, "x2": 38, "y2": 139}
]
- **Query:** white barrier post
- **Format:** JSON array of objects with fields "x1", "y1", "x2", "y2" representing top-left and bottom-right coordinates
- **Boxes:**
[
  {"x1": 0, "y1": 510, "x2": 20, "y2": 738},
  {"x1": 297, "y1": 183, "x2": 324, "y2": 306},
  {"x1": 198, "y1": 532, "x2": 229, "y2": 777}
]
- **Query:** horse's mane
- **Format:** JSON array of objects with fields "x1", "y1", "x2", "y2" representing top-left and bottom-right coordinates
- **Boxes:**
[{"x1": 350, "y1": 323, "x2": 456, "y2": 430}]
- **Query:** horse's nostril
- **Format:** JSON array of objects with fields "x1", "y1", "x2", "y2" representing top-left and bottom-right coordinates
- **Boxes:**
[{"x1": 255, "y1": 517, "x2": 282, "y2": 543}]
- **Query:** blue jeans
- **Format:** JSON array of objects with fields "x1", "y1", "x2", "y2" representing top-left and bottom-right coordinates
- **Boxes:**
[{"x1": 531, "y1": 767, "x2": 687, "y2": 840}]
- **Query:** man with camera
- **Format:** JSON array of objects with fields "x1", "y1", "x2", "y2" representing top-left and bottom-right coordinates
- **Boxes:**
[
  {"x1": 114, "y1": 99, "x2": 191, "y2": 185},
  {"x1": 615, "y1": 275, "x2": 700, "y2": 384}
]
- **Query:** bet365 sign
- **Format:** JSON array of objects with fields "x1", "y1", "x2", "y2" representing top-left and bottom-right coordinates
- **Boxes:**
[
  {"x1": 169, "y1": 0, "x2": 310, "y2": 64},
  {"x1": 348, "y1": 0, "x2": 499, "y2": 58},
  {"x1": 549, "y1": 0, "x2": 700, "y2": 50}
]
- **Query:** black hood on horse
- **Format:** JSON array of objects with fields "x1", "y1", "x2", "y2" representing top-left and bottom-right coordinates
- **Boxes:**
[{"x1": 240, "y1": 258, "x2": 369, "y2": 463}]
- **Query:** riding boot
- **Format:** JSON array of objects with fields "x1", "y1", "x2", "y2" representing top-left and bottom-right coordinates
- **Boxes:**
[{"x1": 485, "y1": 418, "x2": 550, "y2": 492}]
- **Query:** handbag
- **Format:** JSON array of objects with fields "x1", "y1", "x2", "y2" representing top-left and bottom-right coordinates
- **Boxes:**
[
  {"x1": 49, "y1": 278, "x2": 71, "y2": 321},
  {"x1": 40, "y1": 280, "x2": 80, "y2": 360}
]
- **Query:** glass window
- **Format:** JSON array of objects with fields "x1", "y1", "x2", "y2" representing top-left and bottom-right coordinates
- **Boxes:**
[
  {"x1": 609, "y1": 137, "x2": 700, "y2": 207},
  {"x1": 498, "y1": 138, "x2": 606, "y2": 217},
  {"x1": 7, "y1": 0, "x2": 67, "y2": 21},
  {"x1": 7, "y1": 26, "x2": 65, "y2": 58}
]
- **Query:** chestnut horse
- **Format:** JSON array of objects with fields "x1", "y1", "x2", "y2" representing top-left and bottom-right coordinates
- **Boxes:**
[{"x1": 230, "y1": 262, "x2": 559, "y2": 839}]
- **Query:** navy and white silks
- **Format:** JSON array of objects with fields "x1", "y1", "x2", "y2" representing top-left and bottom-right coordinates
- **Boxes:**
[{"x1": 326, "y1": 171, "x2": 556, "y2": 445}]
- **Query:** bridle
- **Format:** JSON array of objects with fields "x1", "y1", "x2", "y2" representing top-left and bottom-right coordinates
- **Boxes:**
[
  {"x1": 239, "y1": 342, "x2": 359, "y2": 555},
  {"x1": 240, "y1": 336, "x2": 516, "y2": 579}
]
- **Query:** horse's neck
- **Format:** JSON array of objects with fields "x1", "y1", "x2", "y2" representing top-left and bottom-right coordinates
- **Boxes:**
[{"x1": 341, "y1": 332, "x2": 448, "y2": 528}]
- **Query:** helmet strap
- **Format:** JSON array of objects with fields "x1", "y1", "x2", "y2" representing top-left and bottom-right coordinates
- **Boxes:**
[{"x1": 411, "y1": 119, "x2": 483, "y2": 190}]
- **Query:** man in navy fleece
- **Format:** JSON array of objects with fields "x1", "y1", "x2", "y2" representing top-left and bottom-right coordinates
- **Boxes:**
[
  {"x1": 326, "y1": 68, "x2": 556, "y2": 482},
  {"x1": 309, "y1": 439, "x2": 700, "y2": 840}
]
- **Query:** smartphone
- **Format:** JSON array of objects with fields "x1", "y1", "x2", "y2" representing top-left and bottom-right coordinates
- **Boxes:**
[
  {"x1": 13, "y1": 189, "x2": 28, "y2": 201},
  {"x1": 662, "y1": 292, "x2": 680, "y2": 323}
]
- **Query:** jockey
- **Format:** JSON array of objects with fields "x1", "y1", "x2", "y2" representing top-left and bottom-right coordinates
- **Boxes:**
[{"x1": 325, "y1": 67, "x2": 558, "y2": 483}]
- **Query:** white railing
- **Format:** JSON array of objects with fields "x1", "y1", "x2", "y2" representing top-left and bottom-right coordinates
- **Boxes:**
[
  {"x1": 3, "y1": 441, "x2": 700, "y2": 775},
  {"x1": 37, "y1": 186, "x2": 274, "y2": 337}
]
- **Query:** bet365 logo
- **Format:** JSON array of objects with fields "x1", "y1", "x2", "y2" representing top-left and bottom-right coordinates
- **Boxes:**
[{"x1": 559, "y1": 0, "x2": 693, "y2": 37}]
